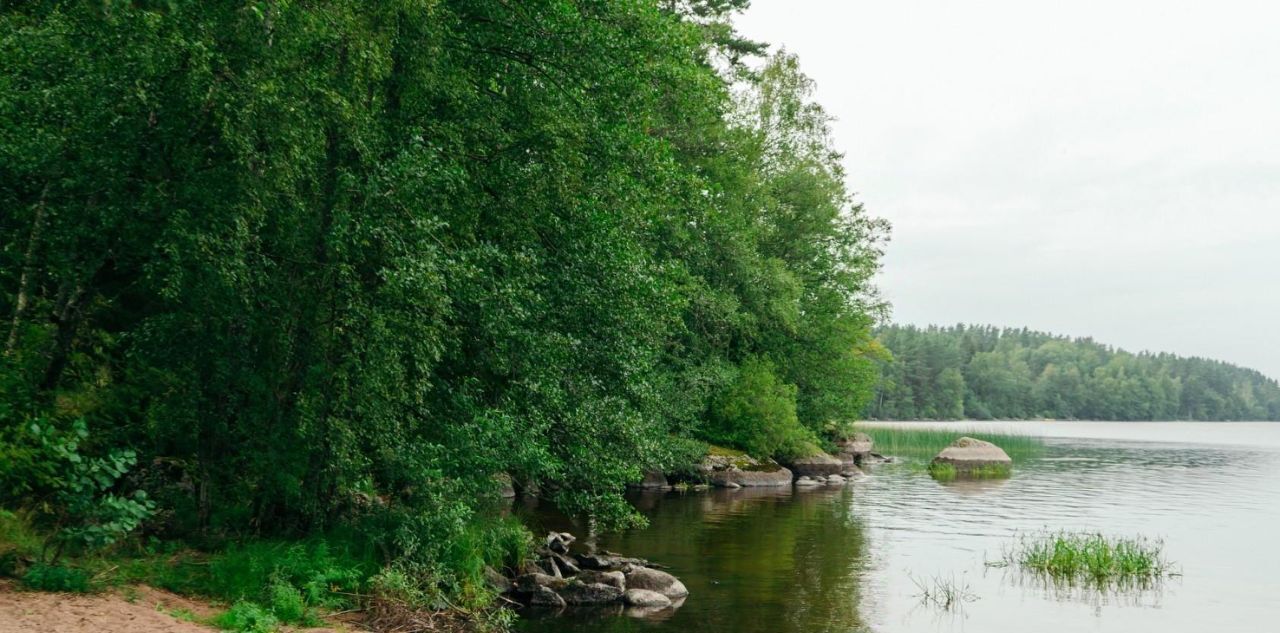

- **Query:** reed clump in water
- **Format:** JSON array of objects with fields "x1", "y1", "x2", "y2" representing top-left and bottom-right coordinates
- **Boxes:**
[
  {"x1": 995, "y1": 532, "x2": 1174, "y2": 585},
  {"x1": 857, "y1": 425, "x2": 1043, "y2": 460},
  {"x1": 910, "y1": 573, "x2": 978, "y2": 610}
]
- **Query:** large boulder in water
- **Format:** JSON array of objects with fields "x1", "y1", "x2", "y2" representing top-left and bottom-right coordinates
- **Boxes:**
[{"x1": 931, "y1": 437, "x2": 1012, "y2": 472}]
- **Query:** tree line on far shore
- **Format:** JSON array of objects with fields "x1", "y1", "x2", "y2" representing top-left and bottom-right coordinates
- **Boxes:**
[{"x1": 867, "y1": 324, "x2": 1280, "y2": 421}]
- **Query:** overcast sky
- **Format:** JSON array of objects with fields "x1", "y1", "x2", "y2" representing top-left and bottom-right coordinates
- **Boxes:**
[{"x1": 735, "y1": 0, "x2": 1280, "y2": 380}]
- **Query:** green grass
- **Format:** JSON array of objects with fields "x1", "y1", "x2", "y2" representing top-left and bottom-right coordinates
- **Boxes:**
[
  {"x1": 926, "y1": 462, "x2": 1012, "y2": 481},
  {"x1": 856, "y1": 424, "x2": 1043, "y2": 460},
  {"x1": 994, "y1": 531, "x2": 1175, "y2": 586}
]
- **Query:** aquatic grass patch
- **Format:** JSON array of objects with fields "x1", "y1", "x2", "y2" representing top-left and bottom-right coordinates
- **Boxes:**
[
  {"x1": 910, "y1": 573, "x2": 977, "y2": 610},
  {"x1": 925, "y1": 462, "x2": 1012, "y2": 481},
  {"x1": 856, "y1": 425, "x2": 1043, "y2": 460},
  {"x1": 995, "y1": 531, "x2": 1174, "y2": 586}
]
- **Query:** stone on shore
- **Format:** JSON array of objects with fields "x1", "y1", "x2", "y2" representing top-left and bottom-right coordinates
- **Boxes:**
[{"x1": 931, "y1": 437, "x2": 1012, "y2": 472}]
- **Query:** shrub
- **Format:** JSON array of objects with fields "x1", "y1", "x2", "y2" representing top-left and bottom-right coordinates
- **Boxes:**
[
  {"x1": 212, "y1": 601, "x2": 279, "y2": 633},
  {"x1": 1, "y1": 419, "x2": 154, "y2": 562},
  {"x1": 703, "y1": 358, "x2": 818, "y2": 460},
  {"x1": 22, "y1": 563, "x2": 90, "y2": 592}
]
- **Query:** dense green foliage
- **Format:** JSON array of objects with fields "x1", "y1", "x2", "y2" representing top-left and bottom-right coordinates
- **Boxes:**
[
  {"x1": 0, "y1": 0, "x2": 885, "y2": 612},
  {"x1": 868, "y1": 325, "x2": 1280, "y2": 421}
]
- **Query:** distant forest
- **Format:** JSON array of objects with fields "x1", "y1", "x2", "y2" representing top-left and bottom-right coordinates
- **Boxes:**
[{"x1": 867, "y1": 325, "x2": 1280, "y2": 421}]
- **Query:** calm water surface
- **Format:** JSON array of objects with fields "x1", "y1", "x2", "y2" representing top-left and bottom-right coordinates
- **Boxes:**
[{"x1": 516, "y1": 422, "x2": 1280, "y2": 633}]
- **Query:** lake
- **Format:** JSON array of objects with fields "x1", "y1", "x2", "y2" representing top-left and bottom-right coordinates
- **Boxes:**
[{"x1": 515, "y1": 422, "x2": 1280, "y2": 633}]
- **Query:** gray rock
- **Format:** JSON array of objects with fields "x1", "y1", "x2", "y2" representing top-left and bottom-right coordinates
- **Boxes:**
[
  {"x1": 576, "y1": 553, "x2": 649, "y2": 571},
  {"x1": 514, "y1": 572, "x2": 566, "y2": 594},
  {"x1": 550, "y1": 552, "x2": 581, "y2": 577},
  {"x1": 559, "y1": 580, "x2": 624, "y2": 605},
  {"x1": 529, "y1": 585, "x2": 566, "y2": 608},
  {"x1": 625, "y1": 566, "x2": 689, "y2": 599},
  {"x1": 578, "y1": 569, "x2": 626, "y2": 590},
  {"x1": 623, "y1": 588, "x2": 672, "y2": 608},
  {"x1": 495, "y1": 473, "x2": 517, "y2": 498},
  {"x1": 484, "y1": 566, "x2": 512, "y2": 594},
  {"x1": 705, "y1": 465, "x2": 794, "y2": 488},
  {"x1": 545, "y1": 531, "x2": 576, "y2": 554},
  {"x1": 794, "y1": 476, "x2": 821, "y2": 487},
  {"x1": 629, "y1": 470, "x2": 670, "y2": 490},
  {"x1": 783, "y1": 451, "x2": 846, "y2": 477},
  {"x1": 931, "y1": 437, "x2": 1013, "y2": 472},
  {"x1": 825, "y1": 474, "x2": 846, "y2": 485},
  {"x1": 836, "y1": 432, "x2": 874, "y2": 464}
]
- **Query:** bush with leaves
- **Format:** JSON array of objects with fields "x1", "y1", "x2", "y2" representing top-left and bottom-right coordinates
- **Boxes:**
[
  {"x1": 702, "y1": 358, "x2": 818, "y2": 460},
  {"x1": 1, "y1": 419, "x2": 153, "y2": 562}
]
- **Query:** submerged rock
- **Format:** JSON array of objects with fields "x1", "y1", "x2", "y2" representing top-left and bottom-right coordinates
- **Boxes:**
[{"x1": 931, "y1": 437, "x2": 1012, "y2": 473}]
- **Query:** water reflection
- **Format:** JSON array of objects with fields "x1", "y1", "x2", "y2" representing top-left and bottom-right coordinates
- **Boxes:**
[
  {"x1": 517, "y1": 486, "x2": 871, "y2": 633},
  {"x1": 516, "y1": 423, "x2": 1280, "y2": 633}
]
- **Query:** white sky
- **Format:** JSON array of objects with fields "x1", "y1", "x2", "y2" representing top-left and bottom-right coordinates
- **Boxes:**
[{"x1": 736, "y1": 0, "x2": 1280, "y2": 380}]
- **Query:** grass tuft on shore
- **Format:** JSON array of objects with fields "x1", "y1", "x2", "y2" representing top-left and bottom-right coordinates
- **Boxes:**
[
  {"x1": 856, "y1": 425, "x2": 1043, "y2": 460},
  {"x1": 995, "y1": 531, "x2": 1174, "y2": 585}
]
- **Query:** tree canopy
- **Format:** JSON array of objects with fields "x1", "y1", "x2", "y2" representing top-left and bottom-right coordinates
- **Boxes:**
[{"x1": 0, "y1": 0, "x2": 886, "y2": 587}]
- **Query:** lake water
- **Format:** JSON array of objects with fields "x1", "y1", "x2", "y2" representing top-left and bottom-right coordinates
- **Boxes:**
[{"x1": 515, "y1": 422, "x2": 1280, "y2": 633}]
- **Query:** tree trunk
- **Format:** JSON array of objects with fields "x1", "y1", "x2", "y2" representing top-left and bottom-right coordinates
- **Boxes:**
[{"x1": 5, "y1": 186, "x2": 49, "y2": 356}]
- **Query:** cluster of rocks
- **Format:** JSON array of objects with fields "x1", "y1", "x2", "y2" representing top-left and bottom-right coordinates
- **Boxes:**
[
  {"x1": 633, "y1": 433, "x2": 889, "y2": 491},
  {"x1": 504, "y1": 532, "x2": 687, "y2": 615}
]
